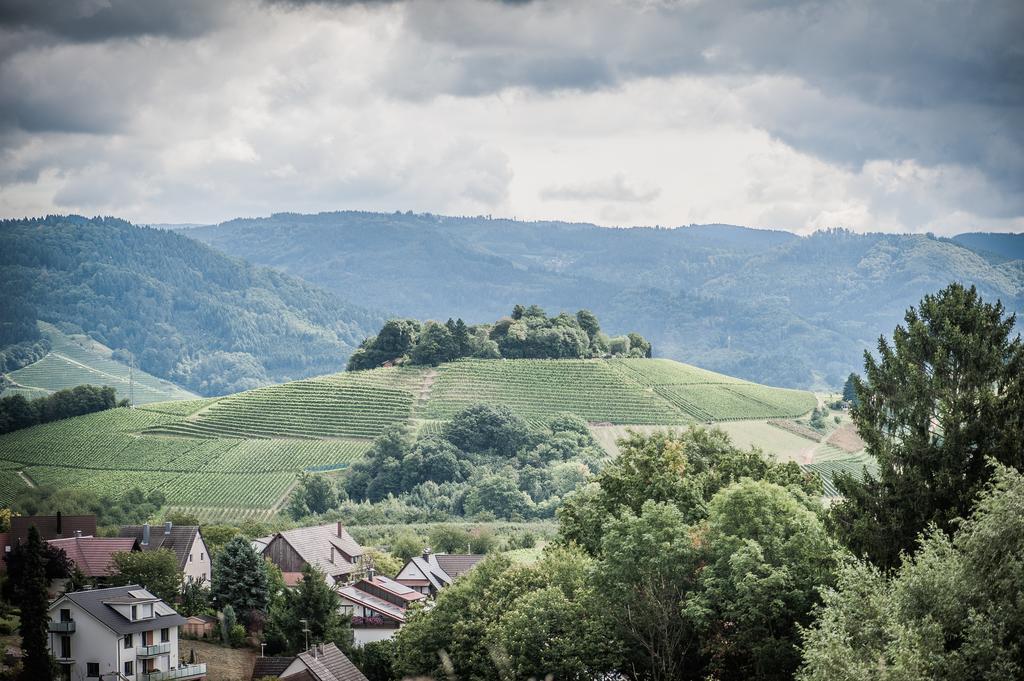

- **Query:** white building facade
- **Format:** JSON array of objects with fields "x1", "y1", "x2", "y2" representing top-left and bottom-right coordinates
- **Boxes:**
[{"x1": 48, "y1": 585, "x2": 206, "y2": 681}]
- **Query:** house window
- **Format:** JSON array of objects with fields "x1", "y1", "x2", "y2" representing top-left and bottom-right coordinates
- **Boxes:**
[
  {"x1": 201, "y1": 552, "x2": 205, "y2": 560},
  {"x1": 60, "y1": 635, "x2": 71, "y2": 659},
  {"x1": 161, "y1": 627, "x2": 170, "y2": 642},
  {"x1": 87, "y1": 663, "x2": 100, "y2": 678},
  {"x1": 131, "y1": 605, "x2": 137, "y2": 620},
  {"x1": 123, "y1": 633, "x2": 133, "y2": 648},
  {"x1": 124, "y1": 661, "x2": 133, "y2": 677},
  {"x1": 60, "y1": 608, "x2": 71, "y2": 622},
  {"x1": 189, "y1": 554, "x2": 193, "y2": 562}
]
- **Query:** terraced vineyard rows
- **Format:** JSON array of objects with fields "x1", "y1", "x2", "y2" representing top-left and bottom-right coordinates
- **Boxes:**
[
  {"x1": 146, "y1": 373, "x2": 415, "y2": 440},
  {"x1": 421, "y1": 359, "x2": 691, "y2": 424},
  {"x1": 4, "y1": 322, "x2": 197, "y2": 405},
  {"x1": 610, "y1": 358, "x2": 748, "y2": 385},
  {"x1": 611, "y1": 358, "x2": 817, "y2": 421},
  {"x1": 0, "y1": 358, "x2": 828, "y2": 517},
  {"x1": 802, "y1": 452, "x2": 877, "y2": 497},
  {"x1": 0, "y1": 462, "x2": 29, "y2": 505},
  {"x1": 0, "y1": 406, "x2": 372, "y2": 513}
]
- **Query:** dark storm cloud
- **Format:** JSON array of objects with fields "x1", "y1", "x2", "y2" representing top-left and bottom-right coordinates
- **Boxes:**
[
  {"x1": 382, "y1": 0, "x2": 1023, "y2": 197},
  {"x1": 0, "y1": 0, "x2": 228, "y2": 43}
]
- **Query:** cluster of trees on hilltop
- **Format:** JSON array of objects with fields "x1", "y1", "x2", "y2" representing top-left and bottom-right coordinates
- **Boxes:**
[
  {"x1": 0, "y1": 216, "x2": 382, "y2": 396},
  {"x1": 0, "y1": 385, "x2": 124, "y2": 434},
  {"x1": 347, "y1": 305, "x2": 651, "y2": 370}
]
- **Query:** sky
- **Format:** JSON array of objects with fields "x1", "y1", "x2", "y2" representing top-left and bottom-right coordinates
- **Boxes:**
[{"x1": 0, "y1": 0, "x2": 1022, "y2": 235}]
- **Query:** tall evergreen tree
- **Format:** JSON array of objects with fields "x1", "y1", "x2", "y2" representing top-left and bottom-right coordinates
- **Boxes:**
[
  {"x1": 211, "y1": 536, "x2": 269, "y2": 625},
  {"x1": 19, "y1": 526, "x2": 56, "y2": 681},
  {"x1": 841, "y1": 373, "x2": 858, "y2": 404},
  {"x1": 831, "y1": 283, "x2": 1024, "y2": 569},
  {"x1": 266, "y1": 565, "x2": 352, "y2": 654}
]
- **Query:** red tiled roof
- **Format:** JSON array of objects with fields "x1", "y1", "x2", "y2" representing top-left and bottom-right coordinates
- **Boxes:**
[
  {"x1": 282, "y1": 571, "x2": 305, "y2": 587},
  {"x1": 48, "y1": 536, "x2": 140, "y2": 577}
]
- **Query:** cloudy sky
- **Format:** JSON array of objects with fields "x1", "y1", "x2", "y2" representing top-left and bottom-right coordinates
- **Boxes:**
[{"x1": 1, "y1": 0, "x2": 1021, "y2": 234}]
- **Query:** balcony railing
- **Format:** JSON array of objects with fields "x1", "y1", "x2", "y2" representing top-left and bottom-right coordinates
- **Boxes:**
[
  {"x1": 48, "y1": 620, "x2": 75, "y2": 633},
  {"x1": 138, "y1": 641, "x2": 172, "y2": 656},
  {"x1": 140, "y1": 664, "x2": 207, "y2": 681}
]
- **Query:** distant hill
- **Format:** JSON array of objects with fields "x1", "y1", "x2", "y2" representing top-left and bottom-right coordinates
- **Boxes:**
[
  {"x1": 0, "y1": 357, "x2": 830, "y2": 519},
  {"x1": 2, "y1": 322, "x2": 197, "y2": 405},
  {"x1": 185, "y1": 212, "x2": 1024, "y2": 390},
  {"x1": 0, "y1": 216, "x2": 384, "y2": 396},
  {"x1": 951, "y1": 232, "x2": 1024, "y2": 264}
]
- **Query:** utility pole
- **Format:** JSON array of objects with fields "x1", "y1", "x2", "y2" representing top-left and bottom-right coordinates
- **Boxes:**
[{"x1": 128, "y1": 351, "x2": 135, "y2": 408}]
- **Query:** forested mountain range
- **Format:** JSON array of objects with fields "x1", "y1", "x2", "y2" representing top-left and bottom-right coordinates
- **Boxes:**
[
  {"x1": 0, "y1": 216, "x2": 383, "y2": 396},
  {"x1": 183, "y1": 212, "x2": 1024, "y2": 389}
]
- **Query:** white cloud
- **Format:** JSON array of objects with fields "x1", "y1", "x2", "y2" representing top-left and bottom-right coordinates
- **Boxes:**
[{"x1": 0, "y1": 0, "x2": 1020, "y2": 234}]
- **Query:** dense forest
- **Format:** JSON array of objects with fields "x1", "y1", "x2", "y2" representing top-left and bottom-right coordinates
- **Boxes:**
[
  {"x1": 0, "y1": 216, "x2": 383, "y2": 396},
  {"x1": 185, "y1": 212, "x2": 1024, "y2": 389},
  {"x1": 347, "y1": 305, "x2": 650, "y2": 370}
]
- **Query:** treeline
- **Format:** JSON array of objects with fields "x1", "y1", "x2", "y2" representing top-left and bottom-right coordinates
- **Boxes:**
[
  {"x1": 348, "y1": 305, "x2": 651, "y2": 370},
  {"x1": 4, "y1": 485, "x2": 166, "y2": 528},
  {"x1": 0, "y1": 215, "x2": 382, "y2": 396},
  {"x1": 0, "y1": 385, "x2": 124, "y2": 434}
]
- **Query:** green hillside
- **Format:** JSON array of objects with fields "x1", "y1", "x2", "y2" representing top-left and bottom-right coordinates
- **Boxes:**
[
  {"x1": 1, "y1": 215, "x2": 383, "y2": 397},
  {"x1": 0, "y1": 357, "x2": 836, "y2": 519},
  {"x1": 2, "y1": 323, "x2": 197, "y2": 405}
]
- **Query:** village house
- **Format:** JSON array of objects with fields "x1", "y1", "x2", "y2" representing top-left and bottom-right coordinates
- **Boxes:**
[
  {"x1": 47, "y1": 584, "x2": 206, "y2": 681},
  {"x1": 120, "y1": 522, "x2": 211, "y2": 587},
  {"x1": 46, "y1": 534, "x2": 140, "y2": 596},
  {"x1": 256, "y1": 522, "x2": 364, "y2": 587},
  {"x1": 337, "y1": 571, "x2": 427, "y2": 646},
  {"x1": 250, "y1": 643, "x2": 367, "y2": 681},
  {"x1": 1, "y1": 513, "x2": 97, "y2": 571},
  {"x1": 394, "y1": 548, "x2": 485, "y2": 597}
]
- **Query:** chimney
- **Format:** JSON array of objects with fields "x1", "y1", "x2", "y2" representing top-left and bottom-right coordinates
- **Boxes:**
[
  {"x1": 142, "y1": 523, "x2": 150, "y2": 547},
  {"x1": 74, "y1": 530, "x2": 82, "y2": 539},
  {"x1": 336, "y1": 521, "x2": 344, "y2": 539},
  {"x1": 164, "y1": 521, "x2": 172, "y2": 536},
  {"x1": 56, "y1": 511, "x2": 62, "y2": 535},
  {"x1": 422, "y1": 546, "x2": 432, "y2": 561},
  {"x1": 366, "y1": 566, "x2": 375, "y2": 580}
]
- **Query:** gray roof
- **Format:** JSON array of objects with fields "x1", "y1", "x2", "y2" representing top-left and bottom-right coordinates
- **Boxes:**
[
  {"x1": 252, "y1": 656, "x2": 293, "y2": 679},
  {"x1": 290, "y1": 643, "x2": 368, "y2": 681},
  {"x1": 402, "y1": 553, "x2": 484, "y2": 591},
  {"x1": 53, "y1": 585, "x2": 187, "y2": 635},
  {"x1": 119, "y1": 524, "x2": 201, "y2": 571},
  {"x1": 272, "y1": 524, "x2": 364, "y2": 580},
  {"x1": 435, "y1": 554, "x2": 485, "y2": 579}
]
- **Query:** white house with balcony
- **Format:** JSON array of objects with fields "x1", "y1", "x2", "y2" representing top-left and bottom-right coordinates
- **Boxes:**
[{"x1": 47, "y1": 584, "x2": 206, "y2": 681}]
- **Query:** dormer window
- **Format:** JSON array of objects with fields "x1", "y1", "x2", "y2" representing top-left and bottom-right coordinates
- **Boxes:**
[{"x1": 131, "y1": 605, "x2": 137, "y2": 620}]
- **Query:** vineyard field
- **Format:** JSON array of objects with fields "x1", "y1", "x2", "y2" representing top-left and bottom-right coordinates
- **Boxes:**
[
  {"x1": 421, "y1": 359, "x2": 691, "y2": 424},
  {"x1": 0, "y1": 357, "x2": 827, "y2": 517},
  {"x1": 3, "y1": 322, "x2": 197, "y2": 405}
]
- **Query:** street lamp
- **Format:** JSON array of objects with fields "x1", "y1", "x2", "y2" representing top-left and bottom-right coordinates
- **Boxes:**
[{"x1": 300, "y1": 618, "x2": 310, "y2": 651}]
